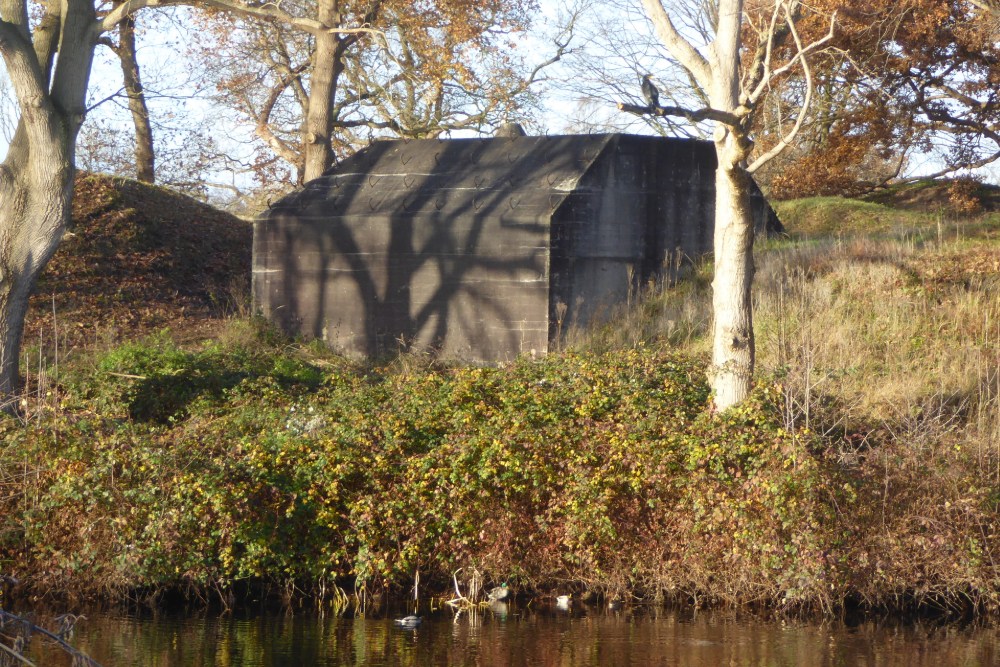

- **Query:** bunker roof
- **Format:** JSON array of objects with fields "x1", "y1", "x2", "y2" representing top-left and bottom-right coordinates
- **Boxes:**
[{"x1": 268, "y1": 134, "x2": 716, "y2": 224}]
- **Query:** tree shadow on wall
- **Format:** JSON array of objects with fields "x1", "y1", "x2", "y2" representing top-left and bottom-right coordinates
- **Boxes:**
[{"x1": 275, "y1": 137, "x2": 602, "y2": 359}]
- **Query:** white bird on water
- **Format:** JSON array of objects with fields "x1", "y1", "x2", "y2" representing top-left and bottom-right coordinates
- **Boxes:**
[{"x1": 394, "y1": 615, "x2": 422, "y2": 629}]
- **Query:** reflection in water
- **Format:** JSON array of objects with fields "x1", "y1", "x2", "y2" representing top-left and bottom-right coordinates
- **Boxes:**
[{"x1": 24, "y1": 606, "x2": 1000, "y2": 667}]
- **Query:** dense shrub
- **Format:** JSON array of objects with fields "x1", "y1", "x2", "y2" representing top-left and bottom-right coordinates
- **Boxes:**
[
  {"x1": 0, "y1": 341, "x2": 857, "y2": 611},
  {"x1": 3, "y1": 330, "x2": 998, "y2": 615}
]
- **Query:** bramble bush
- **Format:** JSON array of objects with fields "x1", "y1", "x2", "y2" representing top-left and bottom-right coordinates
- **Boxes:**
[{"x1": 1, "y1": 332, "x2": 997, "y2": 614}]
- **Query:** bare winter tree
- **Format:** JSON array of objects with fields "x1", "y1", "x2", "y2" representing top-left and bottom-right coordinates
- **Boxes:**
[{"x1": 628, "y1": 0, "x2": 835, "y2": 409}]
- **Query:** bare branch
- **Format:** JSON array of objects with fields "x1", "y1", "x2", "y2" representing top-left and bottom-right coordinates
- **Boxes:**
[
  {"x1": 0, "y1": 610, "x2": 103, "y2": 667},
  {"x1": 617, "y1": 100, "x2": 740, "y2": 125},
  {"x1": 741, "y1": 0, "x2": 786, "y2": 102},
  {"x1": 97, "y1": 0, "x2": 385, "y2": 38},
  {"x1": 86, "y1": 86, "x2": 127, "y2": 112},
  {"x1": 746, "y1": 8, "x2": 837, "y2": 106},
  {"x1": 896, "y1": 149, "x2": 1000, "y2": 181},
  {"x1": 748, "y1": 2, "x2": 818, "y2": 172},
  {"x1": 638, "y1": 0, "x2": 713, "y2": 91}
]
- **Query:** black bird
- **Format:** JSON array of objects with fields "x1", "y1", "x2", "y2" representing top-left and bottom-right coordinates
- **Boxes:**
[{"x1": 641, "y1": 74, "x2": 660, "y2": 110}]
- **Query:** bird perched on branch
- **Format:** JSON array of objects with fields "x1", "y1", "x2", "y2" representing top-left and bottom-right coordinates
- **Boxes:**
[{"x1": 641, "y1": 74, "x2": 660, "y2": 110}]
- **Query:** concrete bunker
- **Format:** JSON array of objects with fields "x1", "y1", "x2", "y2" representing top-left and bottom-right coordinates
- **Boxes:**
[{"x1": 253, "y1": 133, "x2": 780, "y2": 362}]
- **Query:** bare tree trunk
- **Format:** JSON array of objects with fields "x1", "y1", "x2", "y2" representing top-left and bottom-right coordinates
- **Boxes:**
[
  {"x1": 117, "y1": 14, "x2": 155, "y2": 183},
  {"x1": 710, "y1": 131, "x2": 755, "y2": 410},
  {"x1": 0, "y1": 165, "x2": 74, "y2": 400},
  {"x1": 707, "y1": 0, "x2": 755, "y2": 411},
  {"x1": 0, "y1": 0, "x2": 96, "y2": 406},
  {"x1": 302, "y1": 0, "x2": 341, "y2": 183}
]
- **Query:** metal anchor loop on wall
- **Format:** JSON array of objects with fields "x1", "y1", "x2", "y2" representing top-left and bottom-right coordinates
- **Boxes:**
[
  {"x1": 368, "y1": 175, "x2": 382, "y2": 187},
  {"x1": 433, "y1": 152, "x2": 440, "y2": 165},
  {"x1": 508, "y1": 196, "x2": 520, "y2": 210},
  {"x1": 473, "y1": 196, "x2": 482, "y2": 211},
  {"x1": 400, "y1": 153, "x2": 413, "y2": 166},
  {"x1": 435, "y1": 193, "x2": 445, "y2": 210},
  {"x1": 507, "y1": 152, "x2": 519, "y2": 164},
  {"x1": 369, "y1": 198, "x2": 379, "y2": 211},
  {"x1": 546, "y1": 173, "x2": 557, "y2": 186},
  {"x1": 474, "y1": 174, "x2": 486, "y2": 189},
  {"x1": 404, "y1": 175, "x2": 415, "y2": 188}
]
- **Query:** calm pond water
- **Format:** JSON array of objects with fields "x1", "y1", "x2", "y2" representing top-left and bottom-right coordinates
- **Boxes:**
[{"x1": 20, "y1": 604, "x2": 1000, "y2": 666}]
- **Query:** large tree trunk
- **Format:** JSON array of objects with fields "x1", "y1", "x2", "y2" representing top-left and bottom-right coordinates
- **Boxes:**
[
  {"x1": 710, "y1": 132, "x2": 756, "y2": 411},
  {"x1": 302, "y1": 0, "x2": 342, "y2": 183},
  {"x1": 117, "y1": 14, "x2": 155, "y2": 183},
  {"x1": 708, "y1": 0, "x2": 755, "y2": 411},
  {"x1": 0, "y1": 0, "x2": 96, "y2": 406},
  {"x1": 0, "y1": 163, "x2": 75, "y2": 402}
]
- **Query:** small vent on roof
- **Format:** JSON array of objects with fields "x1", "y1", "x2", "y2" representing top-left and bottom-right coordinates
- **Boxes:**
[{"x1": 494, "y1": 122, "x2": 527, "y2": 138}]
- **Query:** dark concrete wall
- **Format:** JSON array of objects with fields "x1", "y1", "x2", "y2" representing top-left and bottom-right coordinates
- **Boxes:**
[
  {"x1": 254, "y1": 209, "x2": 552, "y2": 361},
  {"x1": 253, "y1": 134, "x2": 780, "y2": 362},
  {"x1": 549, "y1": 136, "x2": 716, "y2": 334}
]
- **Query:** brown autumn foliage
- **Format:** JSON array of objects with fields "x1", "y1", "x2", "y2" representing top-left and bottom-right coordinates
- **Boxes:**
[
  {"x1": 752, "y1": 0, "x2": 1000, "y2": 199},
  {"x1": 191, "y1": 0, "x2": 542, "y2": 188}
]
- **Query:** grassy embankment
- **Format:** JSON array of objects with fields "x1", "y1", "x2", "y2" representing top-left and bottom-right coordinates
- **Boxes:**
[{"x1": 0, "y1": 176, "x2": 998, "y2": 616}]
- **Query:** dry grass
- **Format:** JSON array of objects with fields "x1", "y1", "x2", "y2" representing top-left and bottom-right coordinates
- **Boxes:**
[
  {"x1": 566, "y1": 261, "x2": 715, "y2": 355},
  {"x1": 755, "y1": 227, "x2": 1000, "y2": 466},
  {"x1": 574, "y1": 205, "x2": 1000, "y2": 485},
  {"x1": 568, "y1": 203, "x2": 1000, "y2": 610}
]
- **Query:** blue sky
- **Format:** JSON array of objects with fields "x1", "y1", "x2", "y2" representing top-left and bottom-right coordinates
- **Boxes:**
[{"x1": 2, "y1": 0, "x2": 996, "y2": 203}]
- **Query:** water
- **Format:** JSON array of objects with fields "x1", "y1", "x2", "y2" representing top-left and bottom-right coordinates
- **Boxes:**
[{"x1": 20, "y1": 605, "x2": 1000, "y2": 666}]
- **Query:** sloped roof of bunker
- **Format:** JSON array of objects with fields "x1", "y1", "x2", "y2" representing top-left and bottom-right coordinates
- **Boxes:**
[{"x1": 269, "y1": 134, "x2": 627, "y2": 224}]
